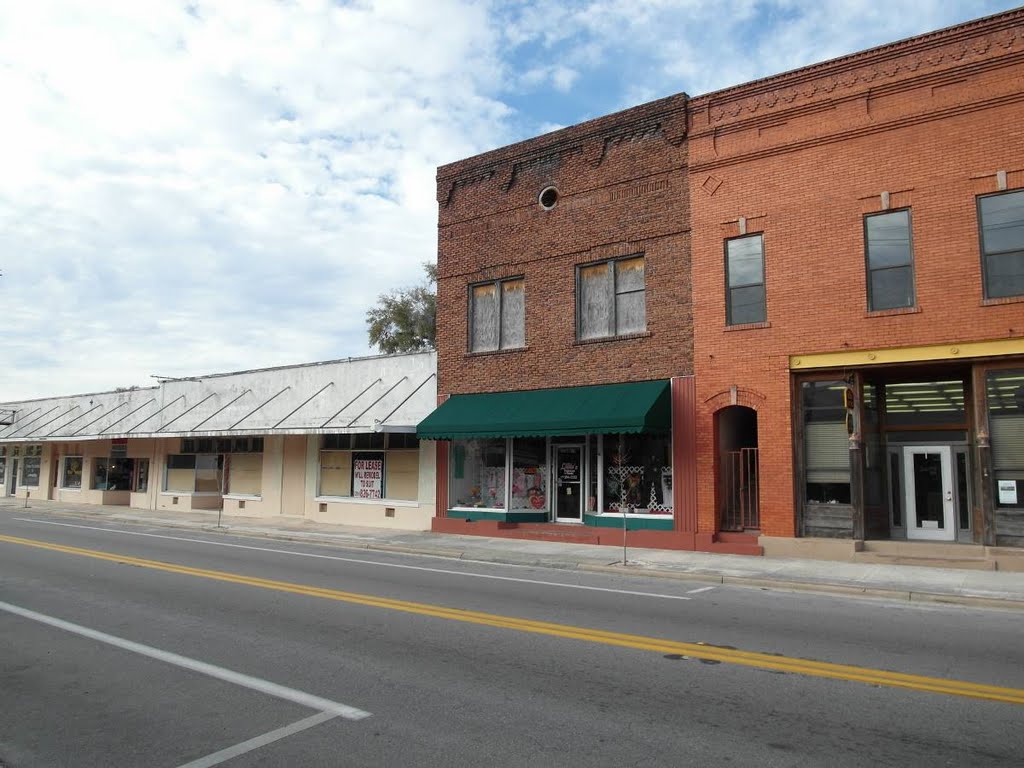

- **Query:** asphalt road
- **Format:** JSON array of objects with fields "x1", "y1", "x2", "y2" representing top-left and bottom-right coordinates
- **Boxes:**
[{"x1": 2, "y1": 511, "x2": 1023, "y2": 767}]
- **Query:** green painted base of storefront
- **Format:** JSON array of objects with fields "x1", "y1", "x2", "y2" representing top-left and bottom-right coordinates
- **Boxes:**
[
  {"x1": 584, "y1": 514, "x2": 675, "y2": 530},
  {"x1": 446, "y1": 509, "x2": 549, "y2": 523}
]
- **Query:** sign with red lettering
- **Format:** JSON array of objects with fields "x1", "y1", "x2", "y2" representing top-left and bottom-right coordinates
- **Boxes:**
[{"x1": 352, "y1": 453, "x2": 384, "y2": 499}]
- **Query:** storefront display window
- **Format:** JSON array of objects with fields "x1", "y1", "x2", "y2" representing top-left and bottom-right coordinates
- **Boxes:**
[
  {"x1": 802, "y1": 380, "x2": 852, "y2": 504},
  {"x1": 450, "y1": 438, "x2": 506, "y2": 508},
  {"x1": 22, "y1": 445, "x2": 42, "y2": 487},
  {"x1": 94, "y1": 458, "x2": 134, "y2": 490},
  {"x1": 62, "y1": 456, "x2": 84, "y2": 489},
  {"x1": 135, "y1": 458, "x2": 150, "y2": 493},
  {"x1": 510, "y1": 438, "x2": 547, "y2": 512},
  {"x1": 988, "y1": 369, "x2": 1024, "y2": 508},
  {"x1": 602, "y1": 433, "x2": 672, "y2": 513}
]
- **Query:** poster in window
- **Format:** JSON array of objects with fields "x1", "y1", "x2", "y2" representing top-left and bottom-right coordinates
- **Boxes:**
[
  {"x1": 998, "y1": 480, "x2": 1018, "y2": 506},
  {"x1": 352, "y1": 452, "x2": 384, "y2": 499},
  {"x1": 22, "y1": 458, "x2": 41, "y2": 487}
]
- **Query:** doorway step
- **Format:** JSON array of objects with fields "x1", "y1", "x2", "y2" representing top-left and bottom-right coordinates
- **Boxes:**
[{"x1": 852, "y1": 541, "x2": 994, "y2": 570}]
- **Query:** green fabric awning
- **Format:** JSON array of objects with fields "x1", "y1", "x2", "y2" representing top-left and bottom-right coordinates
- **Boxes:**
[{"x1": 417, "y1": 380, "x2": 670, "y2": 440}]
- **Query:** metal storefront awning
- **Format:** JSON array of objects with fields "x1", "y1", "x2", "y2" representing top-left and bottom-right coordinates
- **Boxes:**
[{"x1": 416, "y1": 380, "x2": 671, "y2": 440}]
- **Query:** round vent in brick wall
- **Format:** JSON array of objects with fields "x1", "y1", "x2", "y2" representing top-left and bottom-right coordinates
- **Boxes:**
[{"x1": 538, "y1": 186, "x2": 559, "y2": 210}]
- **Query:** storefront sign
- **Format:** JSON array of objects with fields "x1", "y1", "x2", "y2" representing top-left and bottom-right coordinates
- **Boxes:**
[
  {"x1": 998, "y1": 480, "x2": 1018, "y2": 506},
  {"x1": 352, "y1": 454, "x2": 384, "y2": 499},
  {"x1": 558, "y1": 462, "x2": 579, "y2": 483}
]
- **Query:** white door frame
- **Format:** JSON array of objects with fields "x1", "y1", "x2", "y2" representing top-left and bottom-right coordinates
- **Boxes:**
[
  {"x1": 903, "y1": 445, "x2": 955, "y2": 541},
  {"x1": 553, "y1": 444, "x2": 584, "y2": 522}
]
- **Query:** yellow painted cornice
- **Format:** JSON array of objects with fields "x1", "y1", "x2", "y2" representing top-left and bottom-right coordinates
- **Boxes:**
[{"x1": 790, "y1": 338, "x2": 1024, "y2": 370}]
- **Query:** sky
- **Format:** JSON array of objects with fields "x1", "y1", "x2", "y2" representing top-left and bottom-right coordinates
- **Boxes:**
[{"x1": 0, "y1": 0, "x2": 1015, "y2": 401}]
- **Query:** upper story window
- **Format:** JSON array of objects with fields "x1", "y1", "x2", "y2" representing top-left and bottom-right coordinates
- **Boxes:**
[
  {"x1": 865, "y1": 210, "x2": 915, "y2": 310},
  {"x1": 725, "y1": 235, "x2": 765, "y2": 325},
  {"x1": 577, "y1": 255, "x2": 646, "y2": 340},
  {"x1": 979, "y1": 190, "x2": 1024, "y2": 299},
  {"x1": 469, "y1": 278, "x2": 525, "y2": 352}
]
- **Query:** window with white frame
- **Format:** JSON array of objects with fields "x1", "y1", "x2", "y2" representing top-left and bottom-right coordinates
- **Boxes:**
[
  {"x1": 577, "y1": 255, "x2": 646, "y2": 340},
  {"x1": 469, "y1": 278, "x2": 525, "y2": 352}
]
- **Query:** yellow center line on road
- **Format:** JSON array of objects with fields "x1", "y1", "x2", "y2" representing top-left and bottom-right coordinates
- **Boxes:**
[{"x1": 3, "y1": 532, "x2": 1023, "y2": 706}]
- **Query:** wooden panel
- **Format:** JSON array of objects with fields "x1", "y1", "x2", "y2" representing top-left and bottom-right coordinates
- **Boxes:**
[
  {"x1": 995, "y1": 509, "x2": 1024, "y2": 547},
  {"x1": 385, "y1": 450, "x2": 419, "y2": 501},
  {"x1": 320, "y1": 451, "x2": 351, "y2": 496},
  {"x1": 804, "y1": 503, "x2": 855, "y2": 539},
  {"x1": 228, "y1": 453, "x2": 262, "y2": 495}
]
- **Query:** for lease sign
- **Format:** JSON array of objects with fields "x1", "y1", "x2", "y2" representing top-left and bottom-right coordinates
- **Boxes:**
[{"x1": 353, "y1": 455, "x2": 383, "y2": 499}]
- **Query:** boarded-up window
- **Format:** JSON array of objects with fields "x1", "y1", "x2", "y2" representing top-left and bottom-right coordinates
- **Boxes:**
[
  {"x1": 470, "y1": 278, "x2": 525, "y2": 352},
  {"x1": 228, "y1": 453, "x2": 262, "y2": 495},
  {"x1": 165, "y1": 454, "x2": 196, "y2": 492},
  {"x1": 385, "y1": 450, "x2": 419, "y2": 501},
  {"x1": 578, "y1": 256, "x2": 646, "y2": 340},
  {"x1": 320, "y1": 451, "x2": 352, "y2": 496},
  {"x1": 165, "y1": 454, "x2": 222, "y2": 493}
]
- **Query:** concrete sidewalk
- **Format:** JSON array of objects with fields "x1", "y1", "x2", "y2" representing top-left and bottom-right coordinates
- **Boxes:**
[{"x1": 4, "y1": 499, "x2": 1024, "y2": 610}]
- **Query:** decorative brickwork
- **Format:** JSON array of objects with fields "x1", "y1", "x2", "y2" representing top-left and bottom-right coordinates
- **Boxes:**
[
  {"x1": 436, "y1": 93, "x2": 692, "y2": 397},
  {"x1": 688, "y1": 8, "x2": 1024, "y2": 539}
]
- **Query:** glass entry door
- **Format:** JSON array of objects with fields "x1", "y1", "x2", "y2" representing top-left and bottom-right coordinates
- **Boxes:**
[
  {"x1": 554, "y1": 445, "x2": 583, "y2": 522},
  {"x1": 903, "y1": 446, "x2": 954, "y2": 541}
]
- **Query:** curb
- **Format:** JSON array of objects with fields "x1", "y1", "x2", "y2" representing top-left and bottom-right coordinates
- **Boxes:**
[{"x1": 6, "y1": 506, "x2": 1024, "y2": 610}]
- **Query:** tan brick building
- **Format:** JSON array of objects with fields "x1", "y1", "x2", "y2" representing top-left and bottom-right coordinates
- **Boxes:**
[{"x1": 422, "y1": 8, "x2": 1024, "y2": 565}]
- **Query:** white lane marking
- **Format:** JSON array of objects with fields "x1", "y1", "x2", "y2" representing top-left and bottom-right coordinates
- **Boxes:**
[
  {"x1": 0, "y1": 600, "x2": 371, "y2": 721},
  {"x1": 686, "y1": 586, "x2": 717, "y2": 594},
  {"x1": 176, "y1": 711, "x2": 338, "y2": 768},
  {"x1": 13, "y1": 517, "x2": 693, "y2": 601}
]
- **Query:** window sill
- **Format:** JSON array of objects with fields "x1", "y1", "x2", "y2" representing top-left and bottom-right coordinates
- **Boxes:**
[
  {"x1": 593, "y1": 511, "x2": 674, "y2": 519},
  {"x1": 573, "y1": 331, "x2": 651, "y2": 347},
  {"x1": 981, "y1": 294, "x2": 1024, "y2": 307},
  {"x1": 724, "y1": 321, "x2": 770, "y2": 332},
  {"x1": 465, "y1": 345, "x2": 529, "y2": 358},
  {"x1": 159, "y1": 491, "x2": 222, "y2": 497},
  {"x1": 865, "y1": 306, "x2": 919, "y2": 318},
  {"x1": 224, "y1": 493, "x2": 262, "y2": 501},
  {"x1": 59, "y1": 487, "x2": 82, "y2": 492},
  {"x1": 315, "y1": 496, "x2": 420, "y2": 507}
]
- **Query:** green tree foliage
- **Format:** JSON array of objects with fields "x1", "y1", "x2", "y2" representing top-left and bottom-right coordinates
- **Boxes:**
[{"x1": 366, "y1": 262, "x2": 436, "y2": 353}]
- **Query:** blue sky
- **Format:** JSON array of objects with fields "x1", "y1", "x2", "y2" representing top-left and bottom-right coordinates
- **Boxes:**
[{"x1": 0, "y1": 0, "x2": 1014, "y2": 400}]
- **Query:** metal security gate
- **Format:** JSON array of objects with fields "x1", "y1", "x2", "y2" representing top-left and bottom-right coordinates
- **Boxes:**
[{"x1": 722, "y1": 447, "x2": 759, "y2": 531}]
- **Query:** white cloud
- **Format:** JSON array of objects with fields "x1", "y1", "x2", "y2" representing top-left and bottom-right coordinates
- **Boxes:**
[
  {"x1": 0, "y1": 0, "x2": 1010, "y2": 400},
  {"x1": 0, "y1": 0, "x2": 509, "y2": 399}
]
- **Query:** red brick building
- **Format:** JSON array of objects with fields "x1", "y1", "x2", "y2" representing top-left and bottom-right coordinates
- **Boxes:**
[{"x1": 421, "y1": 9, "x2": 1024, "y2": 564}]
